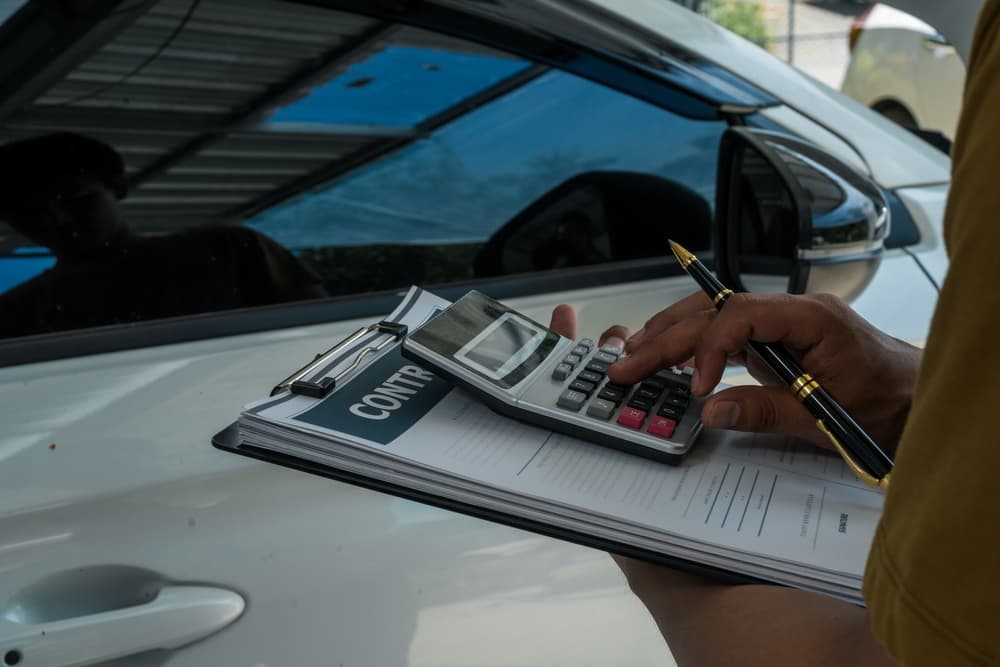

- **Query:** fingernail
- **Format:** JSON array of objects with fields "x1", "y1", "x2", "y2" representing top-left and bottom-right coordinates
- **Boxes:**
[
  {"x1": 627, "y1": 328, "x2": 645, "y2": 345},
  {"x1": 704, "y1": 401, "x2": 741, "y2": 429},
  {"x1": 604, "y1": 335, "x2": 626, "y2": 352}
]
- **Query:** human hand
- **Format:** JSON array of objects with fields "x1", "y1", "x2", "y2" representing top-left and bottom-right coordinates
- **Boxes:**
[{"x1": 608, "y1": 291, "x2": 921, "y2": 451}]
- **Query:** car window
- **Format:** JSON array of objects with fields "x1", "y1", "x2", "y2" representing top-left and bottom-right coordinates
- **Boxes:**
[{"x1": 0, "y1": 0, "x2": 725, "y2": 342}]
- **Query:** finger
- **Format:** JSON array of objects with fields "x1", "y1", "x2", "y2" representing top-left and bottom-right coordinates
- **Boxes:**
[
  {"x1": 599, "y1": 324, "x2": 631, "y2": 352},
  {"x1": 691, "y1": 293, "x2": 831, "y2": 395},
  {"x1": 549, "y1": 304, "x2": 578, "y2": 339},
  {"x1": 608, "y1": 310, "x2": 716, "y2": 385},
  {"x1": 699, "y1": 385, "x2": 829, "y2": 448},
  {"x1": 626, "y1": 291, "x2": 714, "y2": 351}
]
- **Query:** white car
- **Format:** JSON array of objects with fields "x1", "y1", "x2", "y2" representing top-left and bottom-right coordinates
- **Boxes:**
[
  {"x1": 0, "y1": 0, "x2": 948, "y2": 665},
  {"x1": 842, "y1": 2, "x2": 966, "y2": 145}
]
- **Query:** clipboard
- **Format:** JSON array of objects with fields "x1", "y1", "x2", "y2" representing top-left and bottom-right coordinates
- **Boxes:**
[{"x1": 210, "y1": 318, "x2": 769, "y2": 590}]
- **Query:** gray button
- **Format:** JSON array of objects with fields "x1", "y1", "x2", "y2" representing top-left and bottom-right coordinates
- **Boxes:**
[
  {"x1": 557, "y1": 389, "x2": 587, "y2": 411},
  {"x1": 552, "y1": 363, "x2": 572, "y2": 381},
  {"x1": 579, "y1": 338, "x2": 595, "y2": 351},
  {"x1": 594, "y1": 351, "x2": 618, "y2": 364},
  {"x1": 572, "y1": 345, "x2": 589, "y2": 357},
  {"x1": 587, "y1": 398, "x2": 616, "y2": 421},
  {"x1": 563, "y1": 353, "x2": 582, "y2": 367}
]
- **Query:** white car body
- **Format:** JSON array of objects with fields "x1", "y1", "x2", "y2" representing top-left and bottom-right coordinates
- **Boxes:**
[
  {"x1": 842, "y1": 2, "x2": 966, "y2": 140},
  {"x1": 0, "y1": 1, "x2": 949, "y2": 665}
]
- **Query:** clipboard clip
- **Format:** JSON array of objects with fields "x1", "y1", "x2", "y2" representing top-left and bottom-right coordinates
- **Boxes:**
[{"x1": 270, "y1": 320, "x2": 408, "y2": 398}]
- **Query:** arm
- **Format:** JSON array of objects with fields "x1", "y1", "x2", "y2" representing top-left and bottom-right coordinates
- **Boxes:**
[
  {"x1": 614, "y1": 556, "x2": 896, "y2": 667},
  {"x1": 550, "y1": 295, "x2": 917, "y2": 665}
]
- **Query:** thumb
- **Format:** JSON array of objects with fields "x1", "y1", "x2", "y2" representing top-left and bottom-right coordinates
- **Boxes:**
[{"x1": 699, "y1": 385, "x2": 827, "y2": 448}]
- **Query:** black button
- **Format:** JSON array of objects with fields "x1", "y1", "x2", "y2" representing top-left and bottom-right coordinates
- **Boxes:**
[
  {"x1": 662, "y1": 395, "x2": 689, "y2": 409},
  {"x1": 628, "y1": 396, "x2": 655, "y2": 411},
  {"x1": 640, "y1": 379, "x2": 665, "y2": 393},
  {"x1": 605, "y1": 382, "x2": 632, "y2": 392},
  {"x1": 569, "y1": 379, "x2": 596, "y2": 396},
  {"x1": 636, "y1": 387, "x2": 661, "y2": 402},
  {"x1": 657, "y1": 404, "x2": 684, "y2": 420},
  {"x1": 598, "y1": 386, "x2": 626, "y2": 404},
  {"x1": 577, "y1": 370, "x2": 603, "y2": 384},
  {"x1": 585, "y1": 361, "x2": 609, "y2": 375},
  {"x1": 670, "y1": 386, "x2": 691, "y2": 399}
]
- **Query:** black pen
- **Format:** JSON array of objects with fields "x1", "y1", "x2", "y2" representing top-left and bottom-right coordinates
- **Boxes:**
[{"x1": 669, "y1": 240, "x2": 893, "y2": 489}]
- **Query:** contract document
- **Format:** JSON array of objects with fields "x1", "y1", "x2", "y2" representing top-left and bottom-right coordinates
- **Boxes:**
[{"x1": 224, "y1": 287, "x2": 883, "y2": 604}]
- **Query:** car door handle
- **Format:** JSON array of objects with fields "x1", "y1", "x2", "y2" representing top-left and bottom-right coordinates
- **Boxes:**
[{"x1": 0, "y1": 585, "x2": 244, "y2": 667}]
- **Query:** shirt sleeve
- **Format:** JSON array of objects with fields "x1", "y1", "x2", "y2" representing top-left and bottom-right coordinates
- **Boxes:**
[{"x1": 863, "y1": 2, "x2": 1000, "y2": 664}]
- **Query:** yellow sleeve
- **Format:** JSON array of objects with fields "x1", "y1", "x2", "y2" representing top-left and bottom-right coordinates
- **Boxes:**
[{"x1": 863, "y1": 2, "x2": 1000, "y2": 664}]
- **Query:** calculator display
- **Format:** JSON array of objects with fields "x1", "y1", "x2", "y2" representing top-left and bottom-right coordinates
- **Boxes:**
[
  {"x1": 403, "y1": 290, "x2": 559, "y2": 389},
  {"x1": 456, "y1": 313, "x2": 546, "y2": 380}
]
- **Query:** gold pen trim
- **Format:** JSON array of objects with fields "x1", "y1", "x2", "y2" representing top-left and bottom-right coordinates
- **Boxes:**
[
  {"x1": 796, "y1": 380, "x2": 820, "y2": 402},
  {"x1": 713, "y1": 289, "x2": 734, "y2": 305},
  {"x1": 814, "y1": 419, "x2": 890, "y2": 491},
  {"x1": 790, "y1": 373, "x2": 814, "y2": 395},
  {"x1": 669, "y1": 240, "x2": 697, "y2": 269}
]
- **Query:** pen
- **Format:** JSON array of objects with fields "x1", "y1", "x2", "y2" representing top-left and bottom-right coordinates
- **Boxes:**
[{"x1": 668, "y1": 240, "x2": 893, "y2": 490}]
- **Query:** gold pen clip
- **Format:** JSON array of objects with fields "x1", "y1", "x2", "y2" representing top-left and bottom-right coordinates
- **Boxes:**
[
  {"x1": 790, "y1": 374, "x2": 889, "y2": 490},
  {"x1": 814, "y1": 420, "x2": 890, "y2": 490},
  {"x1": 271, "y1": 320, "x2": 408, "y2": 398}
]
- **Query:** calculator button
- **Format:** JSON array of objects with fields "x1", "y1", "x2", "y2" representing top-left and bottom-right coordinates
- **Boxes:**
[
  {"x1": 605, "y1": 382, "x2": 632, "y2": 392},
  {"x1": 557, "y1": 389, "x2": 588, "y2": 411},
  {"x1": 597, "y1": 386, "x2": 626, "y2": 404},
  {"x1": 578, "y1": 338, "x2": 595, "y2": 351},
  {"x1": 577, "y1": 370, "x2": 603, "y2": 384},
  {"x1": 585, "y1": 360, "x2": 609, "y2": 375},
  {"x1": 552, "y1": 363, "x2": 572, "y2": 381},
  {"x1": 563, "y1": 353, "x2": 582, "y2": 368},
  {"x1": 593, "y1": 351, "x2": 618, "y2": 364},
  {"x1": 617, "y1": 407, "x2": 647, "y2": 429},
  {"x1": 569, "y1": 379, "x2": 596, "y2": 396},
  {"x1": 669, "y1": 386, "x2": 691, "y2": 399},
  {"x1": 572, "y1": 345, "x2": 590, "y2": 357},
  {"x1": 640, "y1": 379, "x2": 665, "y2": 393},
  {"x1": 586, "y1": 399, "x2": 616, "y2": 421},
  {"x1": 656, "y1": 369, "x2": 690, "y2": 388},
  {"x1": 636, "y1": 387, "x2": 661, "y2": 402},
  {"x1": 657, "y1": 404, "x2": 685, "y2": 420},
  {"x1": 599, "y1": 344, "x2": 622, "y2": 357},
  {"x1": 627, "y1": 396, "x2": 655, "y2": 411},
  {"x1": 662, "y1": 395, "x2": 690, "y2": 409},
  {"x1": 648, "y1": 416, "x2": 677, "y2": 439}
]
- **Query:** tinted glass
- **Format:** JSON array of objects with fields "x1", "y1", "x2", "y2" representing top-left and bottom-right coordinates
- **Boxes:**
[{"x1": 0, "y1": 0, "x2": 725, "y2": 340}]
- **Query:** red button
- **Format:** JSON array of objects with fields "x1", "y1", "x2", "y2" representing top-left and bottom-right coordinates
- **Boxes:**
[
  {"x1": 617, "y1": 407, "x2": 647, "y2": 429},
  {"x1": 647, "y1": 416, "x2": 677, "y2": 439}
]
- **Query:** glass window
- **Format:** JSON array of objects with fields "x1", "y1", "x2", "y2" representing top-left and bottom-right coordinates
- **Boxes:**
[{"x1": 0, "y1": 0, "x2": 725, "y2": 340}]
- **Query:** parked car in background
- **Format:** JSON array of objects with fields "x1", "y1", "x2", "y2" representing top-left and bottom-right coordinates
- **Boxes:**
[
  {"x1": 842, "y1": 2, "x2": 965, "y2": 148},
  {"x1": 0, "y1": 0, "x2": 949, "y2": 665}
]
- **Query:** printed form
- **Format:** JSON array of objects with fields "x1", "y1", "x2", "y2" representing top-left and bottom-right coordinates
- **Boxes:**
[{"x1": 242, "y1": 287, "x2": 883, "y2": 599}]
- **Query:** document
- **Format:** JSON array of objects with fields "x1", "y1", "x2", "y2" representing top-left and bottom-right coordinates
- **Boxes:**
[{"x1": 233, "y1": 287, "x2": 882, "y2": 603}]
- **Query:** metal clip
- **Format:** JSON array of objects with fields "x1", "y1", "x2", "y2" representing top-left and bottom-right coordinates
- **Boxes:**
[{"x1": 270, "y1": 321, "x2": 408, "y2": 398}]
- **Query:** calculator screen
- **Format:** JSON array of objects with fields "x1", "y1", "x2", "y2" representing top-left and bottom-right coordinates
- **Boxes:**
[
  {"x1": 462, "y1": 317, "x2": 538, "y2": 372},
  {"x1": 406, "y1": 291, "x2": 560, "y2": 389},
  {"x1": 455, "y1": 312, "x2": 546, "y2": 380}
]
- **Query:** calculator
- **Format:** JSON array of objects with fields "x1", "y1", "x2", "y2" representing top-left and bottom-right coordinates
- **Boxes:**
[{"x1": 401, "y1": 290, "x2": 704, "y2": 464}]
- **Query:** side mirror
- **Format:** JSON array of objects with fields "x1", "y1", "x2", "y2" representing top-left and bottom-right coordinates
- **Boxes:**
[{"x1": 714, "y1": 127, "x2": 889, "y2": 300}]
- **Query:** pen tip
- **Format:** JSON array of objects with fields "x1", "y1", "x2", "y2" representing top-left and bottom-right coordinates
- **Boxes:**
[{"x1": 669, "y1": 240, "x2": 696, "y2": 269}]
